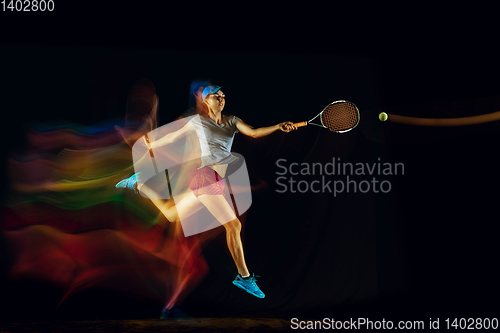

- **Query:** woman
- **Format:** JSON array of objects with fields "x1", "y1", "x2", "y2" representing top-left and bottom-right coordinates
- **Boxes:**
[{"x1": 117, "y1": 84, "x2": 296, "y2": 308}]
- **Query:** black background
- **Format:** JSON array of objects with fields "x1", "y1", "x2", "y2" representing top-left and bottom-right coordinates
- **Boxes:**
[{"x1": 1, "y1": 1, "x2": 499, "y2": 325}]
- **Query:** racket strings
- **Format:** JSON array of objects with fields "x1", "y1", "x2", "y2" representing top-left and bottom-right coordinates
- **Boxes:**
[{"x1": 321, "y1": 103, "x2": 359, "y2": 131}]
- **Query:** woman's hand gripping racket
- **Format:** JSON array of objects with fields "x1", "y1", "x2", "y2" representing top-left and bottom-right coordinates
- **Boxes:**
[{"x1": 293, "y1": 100, "x2": 360, "y2": 133}]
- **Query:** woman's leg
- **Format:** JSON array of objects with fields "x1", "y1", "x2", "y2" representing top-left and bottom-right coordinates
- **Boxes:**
[
  {"x1": 196, "y1": 194, "x2": 250, "y2": 277},
  {"x1": 140, "y1": 182, "x2": 251, "y2": 276},
  {"x1": 139, "y1": 183, "x2": 205, "y2": 222}
]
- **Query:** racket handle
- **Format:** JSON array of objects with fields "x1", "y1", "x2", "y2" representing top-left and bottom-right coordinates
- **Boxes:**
[
  {"x1": 293, "y1": 121, "x2": 308, "y2": 128},
  {"x1": 144, "y1": 134, "x2": 154, "y2": 158}
]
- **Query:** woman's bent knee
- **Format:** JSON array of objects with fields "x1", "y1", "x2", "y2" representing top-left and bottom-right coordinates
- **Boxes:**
[{"x1": 223, "y1": 218, "x2": 241, "y2": 233}]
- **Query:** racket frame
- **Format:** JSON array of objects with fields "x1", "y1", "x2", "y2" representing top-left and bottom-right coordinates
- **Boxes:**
[{"x1": 301, "y1": 100, "x2": 360, "y2": 133}]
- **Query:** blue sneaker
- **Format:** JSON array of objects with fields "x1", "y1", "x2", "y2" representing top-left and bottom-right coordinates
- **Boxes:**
[
  {"x1": 115, "y1": 173, "x2": 141, "y2": 193},
  {"x1": 232, "y1": 274, "x2": 265, "y2": 298}
]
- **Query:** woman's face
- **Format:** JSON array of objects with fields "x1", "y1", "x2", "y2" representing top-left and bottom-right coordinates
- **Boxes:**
[{"x1": 204, "y1": 90, "x2": 225, "y2": 113}]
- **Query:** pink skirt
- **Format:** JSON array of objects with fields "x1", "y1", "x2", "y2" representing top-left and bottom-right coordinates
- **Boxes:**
[{"x1": 189, "y1": 167, "x2": 226, "y2": 197}]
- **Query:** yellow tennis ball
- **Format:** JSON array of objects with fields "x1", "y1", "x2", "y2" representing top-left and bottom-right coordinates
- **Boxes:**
[{"x1": 379, "y1": 112, "x2": 388, "y2": 122}]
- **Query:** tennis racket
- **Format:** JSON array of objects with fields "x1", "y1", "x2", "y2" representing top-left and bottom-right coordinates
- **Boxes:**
[{"x1": 293, "y1": 100, "x2": 360, "y2": 133}]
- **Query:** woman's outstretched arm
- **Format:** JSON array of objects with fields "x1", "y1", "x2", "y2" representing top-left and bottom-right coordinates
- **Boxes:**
[{"x1": 236, "y1": 120, "x2": 296, "y2": 138}]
